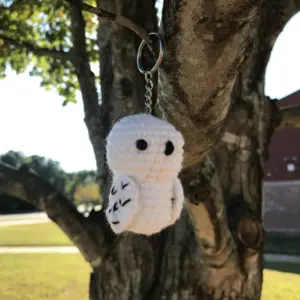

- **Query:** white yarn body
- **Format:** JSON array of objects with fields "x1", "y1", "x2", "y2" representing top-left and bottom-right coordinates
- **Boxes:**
[
  {"x1": 128, "y1": 181, "x2": 173, "y2": 235},
  {"x1": 127, "y1": 178, "x2": 183, "y2": 235},
  {"x1": 105, "y1": 113, "x2": 185, "y2": 235}
]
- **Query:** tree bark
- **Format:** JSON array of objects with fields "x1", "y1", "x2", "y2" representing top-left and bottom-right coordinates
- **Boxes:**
[
  {"x1": 87, "y1": 1, "x2": 299, "y2": 299},
  {"x1": 1, "y1": 1, "x2": 300, "y2": 299}
]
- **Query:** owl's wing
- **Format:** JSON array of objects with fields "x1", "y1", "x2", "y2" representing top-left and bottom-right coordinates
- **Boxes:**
[
  {"x1": 171, "y1": 177, "x2": 185, "y2": 223},
  {"x1": 105, "y1": 174, "x2": 139, "y2": 234}
]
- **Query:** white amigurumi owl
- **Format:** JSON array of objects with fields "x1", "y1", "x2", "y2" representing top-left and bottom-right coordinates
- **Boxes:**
[{"x1": 105, "y1": 113, "x2": 185, "y2": 235}]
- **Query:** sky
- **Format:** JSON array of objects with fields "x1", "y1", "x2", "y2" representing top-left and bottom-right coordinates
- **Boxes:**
[{"x1": 1, "y1": 13, "x2": 300, "y2": 173}]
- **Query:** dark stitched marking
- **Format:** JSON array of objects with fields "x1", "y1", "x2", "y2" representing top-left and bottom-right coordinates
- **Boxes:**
[
  {"x1": 111, "y1": 186, "x2": 117, "y2": 195},
  {"x1": 171, "y1": 197, "x2": 175, "y2": 202},
  {"x1": 113, "y1": 202, "x2": 119, "y2": 212},
  {"x1": 121, "y1": 182, "x2": 129, "y2": 190},
  {"x1": 165, "y1": 141, "x2": 174, "y2": 156},
  {"x1": 122, "y1": 198, "x2": 131, "y2": 207},
  {"x1": 108, "y1": 208, "x2": 112, "y2": 213},
  {"x1": 112, "y1": 221, "x2": 120, "y2": 225}
]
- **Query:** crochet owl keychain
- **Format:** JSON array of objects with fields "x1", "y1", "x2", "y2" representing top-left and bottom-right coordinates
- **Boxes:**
[{"x1": 105, "y1": 33, "x2": 185, "y2": 235}]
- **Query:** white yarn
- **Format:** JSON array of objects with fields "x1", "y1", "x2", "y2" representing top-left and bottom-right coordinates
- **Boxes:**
[{"x1": 105, "y1": 113, "x2": 185, "y2": 235}]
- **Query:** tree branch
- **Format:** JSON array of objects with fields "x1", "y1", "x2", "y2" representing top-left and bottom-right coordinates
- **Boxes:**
[
  {"x1": 181, "y1": 0, "x2": 300, "y2": 293},
  {"x1": 0, "y1": 34, "x2": 70, "y2": 61},
  {"x1": 161, "y1": 1, "x2": 298, "y2": 294},
  {"x1": 0, "y1": 163, "x2": 107, "y2": 268},
  {"x1": 159, "y1": 0, "x2": 261, "y2": 169},
  {"x1": 65, "y1": 0, "x2": 152, "y2": 45},
  {"x1": 68, "y1": 0, "x2": 108, "y2": 182}
]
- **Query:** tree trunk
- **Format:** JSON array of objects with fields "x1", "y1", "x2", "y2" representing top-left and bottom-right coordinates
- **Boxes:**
[
  {"x1": 88, "y1": 1, "x2": 298, "y2": 299},
  {"x1": 1, "y1": 1, "x2": 300, "y2": 299}
]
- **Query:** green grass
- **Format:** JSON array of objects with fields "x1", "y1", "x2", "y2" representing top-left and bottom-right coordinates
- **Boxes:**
[
  {"x1": 1, "y1": 223, "x2": 300, "y2": 299},
  {"x1": 0, "y1": 254, "x2": 90, "y2": 300},
  {"x1": 263, "y1": 269, "x2": 300, "y2": 300},
  {"x1": 3, "y1": 222, "x2": 300, "y2": 255},
  {"x1": 0, "y1": 222, "x2": 73, "y2": 246},
  {"x1": 0, "y1": 254, "x2": 300, "y2": 300}
]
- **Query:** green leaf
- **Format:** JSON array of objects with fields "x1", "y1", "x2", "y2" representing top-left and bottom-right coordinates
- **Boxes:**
[{"x1": 0, "y1": 0, "x2": 98, "y2": 105}]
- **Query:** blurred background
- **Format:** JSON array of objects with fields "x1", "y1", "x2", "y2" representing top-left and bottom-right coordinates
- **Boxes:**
[{"x1": 1, "y1": 3, "x2": 300, "y2": 300}]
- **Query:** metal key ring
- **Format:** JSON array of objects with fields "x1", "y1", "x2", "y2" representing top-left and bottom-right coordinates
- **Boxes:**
[{"x1": 137, "y1": 32, "x2": 164, "y2": 75}]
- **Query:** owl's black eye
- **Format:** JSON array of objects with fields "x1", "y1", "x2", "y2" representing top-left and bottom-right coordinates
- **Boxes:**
[
  {"x1": 165, "y1": 141, "x2": 174, "y2": 156},
  {"x1": 136, "y1": 139, "x2": 148, "y2": 151}
]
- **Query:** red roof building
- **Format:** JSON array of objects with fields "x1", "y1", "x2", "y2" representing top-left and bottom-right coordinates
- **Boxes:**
[
  {"x1": 263, "y1": 90, "x2": 300, "y2": 233},
  {"x1": 265, "y1": 90, "x2": 300, "y2": 181},
  {"x1": 265, "y1": 128, "x2": 300, "y2": 181}
]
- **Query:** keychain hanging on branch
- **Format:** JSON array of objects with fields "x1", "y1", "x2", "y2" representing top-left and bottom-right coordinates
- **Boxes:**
[{"x1": 105, "y1": 33, "x2": 185, "y2": 236}]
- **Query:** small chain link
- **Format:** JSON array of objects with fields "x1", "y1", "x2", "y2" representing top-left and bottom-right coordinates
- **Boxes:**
[
  {"x1": 137, "y1": 33, "x2": 163, "y2": 115},
  {"x1": 144, "y1": 72, "x2": 154, "y2": 114}
]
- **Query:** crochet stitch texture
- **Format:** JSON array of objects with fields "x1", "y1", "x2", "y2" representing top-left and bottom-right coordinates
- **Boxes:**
[{"x1": 105, "y1": 113, "x2": 185, "y2": 235}]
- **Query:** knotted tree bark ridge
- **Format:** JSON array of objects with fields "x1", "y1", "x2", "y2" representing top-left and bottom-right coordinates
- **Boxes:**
[{"x1": 1, "y1": 1, "x2": 300, "y2": 299}]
